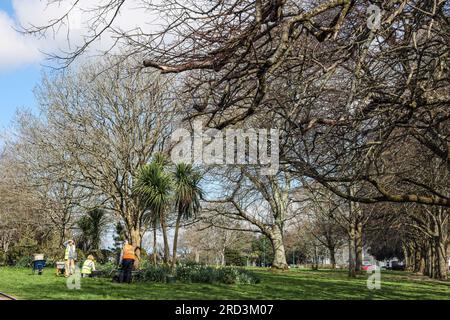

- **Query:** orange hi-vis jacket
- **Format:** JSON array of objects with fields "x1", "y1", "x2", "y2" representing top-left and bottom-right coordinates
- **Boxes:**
[{"x1": 123, "y1": 244, "x2": 136, "y2": 260}]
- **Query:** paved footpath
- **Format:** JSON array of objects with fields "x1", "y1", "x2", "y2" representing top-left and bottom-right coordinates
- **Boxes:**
[{"x1": 0, "y1": 292, "x2": 17, "y2": 300}]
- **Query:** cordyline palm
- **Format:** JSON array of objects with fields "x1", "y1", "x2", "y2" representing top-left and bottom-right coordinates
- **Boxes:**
[
  {"x1": 134, "y1": 154, "x2": 173, "y2": 264},
  {"x1": 77, "y1": 209, "x2": 107, "y2": 253},
  {"x1": 77, "y1": 217, "x2": 92, "y2": 252},
  {"x1": 172, "y1": 163, "x2": 203, "y2": 268},
  {"x1": 88, "y1": 209, "x2": 107, "y2": 251}
]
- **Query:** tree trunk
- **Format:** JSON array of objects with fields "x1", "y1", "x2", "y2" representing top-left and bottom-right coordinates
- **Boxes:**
[
  {"x1": 59, "y1": 223, "x2": 68, "y2": 248},
  {"x1": 424, "y1": 244, "x2": 433, "y2": 277},
  {"x1": 129, "y1": 227, "x2": 142, "y2": 269},
  {"x1": 220, "y1": 250, "x2": 226, "y2": 266},
  {"x1": 195, "y1": 249, "x2": 200, "y2": 263},
  {"x1": 417, "y1": 248, "x2": 426, "y2": 274},
  {"x1": 433, "y1": 237, "x2": 448, "y2": 280},
  {"x1": 347, "y1": 226, "x2": 356, "y2": 278},
  {"x1": 160, "y1": 213, "x2": 170, "y2": 265},
  {"x1": 354, "y1": 222, "x2": 363, "y2": 273},
  {"x1": 152, "y1": 225, "x2": 157, "y2": 265},
  {"x1": 312, "y1": 245, "x2": 319, "y2": 270},
  {"x1": 403, "y1": 244, "x2": 412, "y2": 272},
  {"x1": 329, "y1": 247, "x2": 336, "y2": 269},
  {"x1": 268, "y1": 225, "x2": 288, "y2": 270},
  {"x1": 171, "y1": 213, "x2": 182, "y2": 269}
]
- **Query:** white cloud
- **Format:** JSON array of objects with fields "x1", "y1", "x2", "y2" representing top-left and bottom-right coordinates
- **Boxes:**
[
  {"x1": 0, "y1": 10, "x2": 41, "y2": 70},
  {"x1": 0, "y1": 0, "x2": 162, "y2": 70}
]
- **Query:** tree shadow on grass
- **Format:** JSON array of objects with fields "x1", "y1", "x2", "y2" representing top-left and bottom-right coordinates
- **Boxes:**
[{"x1": 1, "y1": 268, "x2": 449, "y2": 300}]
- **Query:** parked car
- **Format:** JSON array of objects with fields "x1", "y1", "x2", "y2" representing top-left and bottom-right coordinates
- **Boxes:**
[
  {"x1": 389, "y1": 261, "x2": 405, "y2": 271},
  {"x1": 391, "y1": 264, "x2": 405, "y2": 271},
  {"x1": 362, "y1": 262, "x2": 376, "y2": 271}
]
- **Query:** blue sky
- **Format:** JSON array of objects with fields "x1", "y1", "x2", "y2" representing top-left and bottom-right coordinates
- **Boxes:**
[
  {"x1": 0, "y1": 65, "x2": 40, "y2": 130},
  {"x1": 0, "y1": 0, "x2": 13, "y2": 15},
  {"x1": 0, "y1": 0, "x2": 150, "y2": 133},
  {"x1": 0, "y1": 1, "x2": 40, "y2": 132}
]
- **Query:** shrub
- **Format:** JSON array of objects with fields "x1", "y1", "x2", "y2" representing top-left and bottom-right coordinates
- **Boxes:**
[
  {"x1": 138, "y1": 256, "x2": 152, "y2": 270},
  {"x1": 135, "y1": 265, "x2": 172, "y2": 283},
  {"x1": 0, "y1": 252, "x2": 6, "y2": 266},
  {"x1": 95, "y1": 262, "x2": 260, "y2": 285},
  {"x1": 15, "y1": 255, "x2": 32, "y2": 268},
  {"x1": 224, "y1": 248, "x2": 247, "y2": 266},
  {"x1": 131, "y1": 263, "x2": 260, "y2": 285},
  {"x1": 97, "y1": 261, "x2": 118, "y2": 277}
]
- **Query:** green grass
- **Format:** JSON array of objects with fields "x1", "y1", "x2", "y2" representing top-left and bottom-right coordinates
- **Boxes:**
[{"x1": 0, "y1": 267, "x2": 448, "y2": 300}]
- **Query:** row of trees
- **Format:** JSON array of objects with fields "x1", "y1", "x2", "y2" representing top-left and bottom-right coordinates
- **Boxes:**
[
  {"x1": 0, "y1": 59, "x2": 201, "y2": 267},
  {"x1": 366, "y1": 203, "x2": 450, "y2": 280},
  {"x1": 0, "y1": 0, "x2": 448, "y2": 280}
]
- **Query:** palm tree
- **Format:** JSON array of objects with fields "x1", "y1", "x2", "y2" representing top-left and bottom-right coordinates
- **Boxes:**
[
  {"x1": 76, "y1": 209, "x2": 108, "y2": 253},
  {"x1": 89, "y1": 209, "x2": 108, "y2": 251},
  {"x1": 137, "y1": 199, "x2": 160, "y2": 265},
  {"x1": 134, "y1": 154, "x2": 173, "y2": 264},
  {"x1": 172, "y1": 163, "x2": 203, "y2": 268},
  {"x1": 77, "y1": 216, "x2": 92, "y2": 252}
]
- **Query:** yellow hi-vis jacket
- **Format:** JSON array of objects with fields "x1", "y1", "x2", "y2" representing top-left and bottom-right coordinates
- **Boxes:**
[
  {"x1": 64, "y1": 242, "x2": 77, "y2": 260},
  {"x1": 64, "y1": 245, "x2": 72, "y2": 260},
  {"x1": 81, "y1": 259, "x2": 96, "y2": 275}
]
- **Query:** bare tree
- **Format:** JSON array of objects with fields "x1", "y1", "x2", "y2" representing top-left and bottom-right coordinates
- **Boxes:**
[
  {"x1": 0, "y1": 146, "x2": 58, "y2": 261},
  {"x1": 304, "y1": 205, "x2": 346, "y2": 269},
  {"x1": 182, "y1": 220, "x2": 252, "y2": 266},
  {"x1": 21, "y1": 1, "x2": 449, "y2": 208},
  {"x1": 202, "y1": 166, "x2": 299, "y2": 269},
  {"x1": 10, "y1": 58, "x2": 179, "y2": 259}
]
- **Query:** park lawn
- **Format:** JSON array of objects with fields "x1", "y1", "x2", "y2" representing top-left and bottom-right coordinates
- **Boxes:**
[{"x1": 0, "y1": 267, "x2": 448, "y2": 300}]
